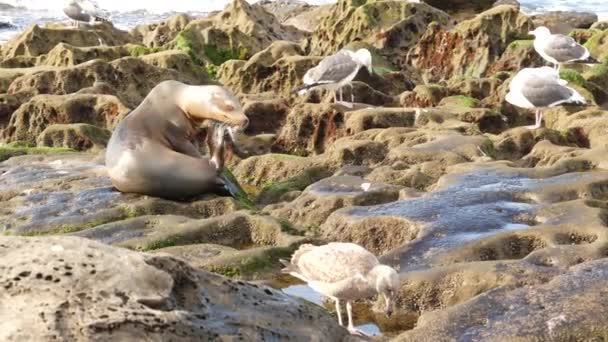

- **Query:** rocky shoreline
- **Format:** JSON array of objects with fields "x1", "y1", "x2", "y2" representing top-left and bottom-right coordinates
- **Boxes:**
[{"x1": 1, "y1": 0, "x2": 608, "y2": 340}]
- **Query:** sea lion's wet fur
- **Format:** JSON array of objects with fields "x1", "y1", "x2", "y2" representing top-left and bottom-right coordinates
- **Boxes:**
[{"x1": 106, "y1": 80, "x2": 248, "y2": 199}]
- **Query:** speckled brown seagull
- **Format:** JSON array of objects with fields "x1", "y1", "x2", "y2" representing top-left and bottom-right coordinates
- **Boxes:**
[{"x1": 281, "y1": 242, "x2": 400, "y2": 336}]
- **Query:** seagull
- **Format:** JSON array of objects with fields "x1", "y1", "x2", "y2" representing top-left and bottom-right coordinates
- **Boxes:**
[
  {"x1": 63, "y1": 0, "x2": 110, "y2": 28},
  {"x1": 529, "y1": 26, "x2": 600, "y2": 72},
  {"x1": 505, "y1": 66, "x2": 586, "y2": 129},
  {"x1": 281, "y1": 242, "x2": 399, "y2": 336},
  {"x1": 293, "y1": 49, "x2": 373, "y2": 108}
]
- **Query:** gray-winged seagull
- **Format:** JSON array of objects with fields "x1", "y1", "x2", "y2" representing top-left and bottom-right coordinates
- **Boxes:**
[
  {"x1": 281, "y1": 242, "x2": 399, "y2": 336},
  {"x1": 529, "y1": 26, "x2": 599, "y2": 71},
  {"x1": 63, "y1": 0, "x2": 110, "y2": 28},
  {"x1": 506, "y1": 66, "x2": 586, "y2": 129},
  {"x1": 293, "y1": 49, "x2": 373, "y2": 108}
]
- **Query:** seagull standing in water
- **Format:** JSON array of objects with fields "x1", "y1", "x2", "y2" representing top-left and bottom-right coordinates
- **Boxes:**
[
  {"x1": 529, "y1": 26, "x2": 600, "y2": 72},
  {"x1": 294, "y1": 49, "x2": 373, "y2": 108},
  {"x1": 281, "y1": 242, "x2": 399, "y2": 336},
  {"x1": 63, "y1": 0, "x2": 110, "y2": 28},
  {"x1": 506, "y1": 66, "x2": 586, "y2": 129}
]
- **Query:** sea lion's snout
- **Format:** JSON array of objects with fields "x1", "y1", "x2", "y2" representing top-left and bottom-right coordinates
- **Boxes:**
[{"x1": 237, "y1": 116, "x2": 249, "y2": 130}]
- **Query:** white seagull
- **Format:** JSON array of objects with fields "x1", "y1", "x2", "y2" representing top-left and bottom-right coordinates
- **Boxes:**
[
  {"x1": 63, "y1": 0, "x2": 110, "y2": 28},
  {"x1": 294, "y1": 49, "x2": 373, "y2": 108},
  {"x1": 529, "y1": 26, "x2": 600, "y2": 72},
  {"x1": 506, "y1": 66, "x2": 586, "y2": 129},
  {"x1": 281, "y1": 242, "x2": 399, "y2": 336}
]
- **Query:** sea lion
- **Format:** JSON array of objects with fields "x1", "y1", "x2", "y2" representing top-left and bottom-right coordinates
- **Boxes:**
[{"x1": 105, "y1": 80, "x2": 249, "y2": 199}]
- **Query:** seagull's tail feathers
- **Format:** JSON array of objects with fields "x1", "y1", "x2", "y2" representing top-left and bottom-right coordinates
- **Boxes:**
[
  {"x1": 571, "y1": 55, "x2": 600, "y2": 65},
  {"x1": 566, "y1": 88, "x2": 587, "y2": 106}
]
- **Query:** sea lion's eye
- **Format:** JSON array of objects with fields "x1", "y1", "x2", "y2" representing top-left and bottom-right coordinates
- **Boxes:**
[{"x1": 221, "y1": 102, "x2": 235, "y2": 112}]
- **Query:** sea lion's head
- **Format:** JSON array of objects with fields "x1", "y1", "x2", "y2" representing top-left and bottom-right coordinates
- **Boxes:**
[{"x1": 179, "y1": 85, "x2": 249, "y2": 132}]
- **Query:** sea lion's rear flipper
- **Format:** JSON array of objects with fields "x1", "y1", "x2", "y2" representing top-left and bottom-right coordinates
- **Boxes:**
[{"x1": 217, "y1": 168, "x2": 255, "y2": 209}]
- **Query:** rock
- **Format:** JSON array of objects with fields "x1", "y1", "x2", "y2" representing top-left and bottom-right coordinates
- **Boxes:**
[
  {"x1": 41, "y1": 43, "x2": 132, "y2": 67},
  {"x1": 0, "y1": 68, "x2": 27, "y2": 93},
  {"x1": 131, "y1": 13, "x2": 191, "y2": 48},
  {"x1": 493, "y1": 0, "x2": 520, "y2": 10},
  {"x1": 531, "y1": 11, "x2": 598, "y2": 34},
  {"x1": 489, "y1": 127, "x2": 569, "y2": 160},
  {"x1": 168, "y1": 0, "x2": 306, "y2": 66},
  {"x1": 2, "y1": 93, "x2": 130, "y2": 145},
  {"x1": 0, "y1": 93, "x2": 26, "y2": 129},
  {"x1": 0, "y1": 235, "x2": 349, "y2": 341},
  {"x1": 395, "y1": 259, "x2": 608, "y2": 341},
  {"x1": 1, "y1": 23, "x2": 135, "y2": 59},
  {"x1": 7, "y1": 57, "x2": 204, "y2": 108},
  {"x1": 217, "y1": 41, "x2": 315, "y2": 97},
  {"x1": 256, "y1": 0, "x2": 312, "y2": 22},
  {"x1": 590, "y1": 20, "x2": 608, "y2": 30},
  {"x1": 544, "y1": 107, "x2": 608, "y2": 149},
  {"x1": 36, "y1": 123, "x2": 111, "y2": 151},
  {"x1": 486, "y1": 39, "x2": 546, "y2": 74},
  {"x1": 400, "y1": 84, "x2": 449, "y2": 107},
  {"x1": 283, "y1": 4, "x2": 332, "y2": 32},
  {"x1": 308, "y1": 0, "x2": 451, "y2": 71},
  {"x1": 233, "y1": 153, "x2": 333, "y2": 187},
  {"x1": 0, "y1": 153, "x2": 243, "y2": 236},
  {"x1": 423, "y1": 0, "x2": 496, "y2": 19},
  {"x1": 409, "y1": 5, "x2": 533, "y2": 82},
  {"x1": 273, "y1": 103, "x2": 346, "y2": 155},
  {"x1": 76, "y1": 211, "x2": 298, "y2": 252},
  {"x1": 268, "y1": 175, "x2": 402, "y2": 230},
  {"x1": 138, "y1": 50, "x2": 207, "y2": 81},
  {"x1": 242, "y1": 98, "x2": 290, "y2": 134}
]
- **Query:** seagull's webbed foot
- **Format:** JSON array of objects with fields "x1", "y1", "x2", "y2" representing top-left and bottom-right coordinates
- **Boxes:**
[
  {"x1": 337, "y1": 101, "x2": 354, "y2": 109},
  {"x1": 524, "y1": 124, "x2": 542, "y2": 130}
]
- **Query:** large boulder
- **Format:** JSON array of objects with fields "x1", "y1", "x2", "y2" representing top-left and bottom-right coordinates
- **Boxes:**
[
  {"x1": 2, "y1": 93, "x2": 129, "y2": 145},
  {"x1": 41, "y1": 43, "x2": 133, "y2": 67},
  {"x1": 0, "y1": 235, "x2": 349, "y2": 341},
  {"x1": 36, "y1": 123, "x2": 111, "y2": 151},
  {"x1": 7, "y1": 57, "x2": 204, "y2": 108},
  {"x1": 167, "y1": 0, "x2": 306, "y2": 66},
  {"x1": 423, "y1": 0, "x2": 496, "y2": 19},
  {"x1": 131, "y1": 13, "x2": 192, "y2": 48},
  {"x1": 1, "y1": 22, "x2": 135, "y2": 59},
  {"x1": 409, "y1": 5, "x2": 533, "y2": 82},
  {"x1": 307, "y1": 0, "x2": 451, "y2": 72},
  {"x1": 531, "y1": 11, "x2": 598, "y2": 34}
]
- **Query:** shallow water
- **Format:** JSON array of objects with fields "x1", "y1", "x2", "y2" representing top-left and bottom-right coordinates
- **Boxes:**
[{"x1": 0, "y1": 0, "x2": 606, "y2": 43}]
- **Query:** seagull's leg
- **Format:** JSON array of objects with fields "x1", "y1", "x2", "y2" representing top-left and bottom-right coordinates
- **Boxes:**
[
  {"x1": 526, "y1": 109, "x2": 542, "y2": 130},
  {"x1": 334, "y1": 298, "x2": 344, "y2": 326},
  {"x1": 346, "y1": 301, "x2": 369, "y2": 336},
  {"x1": 339, "y1": 87, "x2": 343, "y2": 102},
  {"x1": 333, "y1": 89, "x2": 337, "y2": 104},
  {"x1": 350, "y1": 83, "x2": 354, "y2": 103}
]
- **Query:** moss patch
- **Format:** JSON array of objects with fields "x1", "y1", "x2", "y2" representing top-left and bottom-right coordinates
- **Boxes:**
[
  {"x1": 258, "y1": 167, "x2": 331, "y2": 203},
  {"x1": 560, "y1": 68, "x2": 587, "y2": 87},
  {"x1": 208, "y1": 246, "x2": 296, "y2": 278},
  {"x1": 0, "y1": 145, "x2": 74, "y2": 162},
  {"x1": 506, "y1": 39, "x2": 533, "y2": 50},
  {"x1": 220, "y1": 168, "x2": 255, "y2": 209},
  {"x1": 441, "y1": 95, "x2": 479, "y2": 108},
  {"x1": 127, "y1": 45, "x2": 164, "y2": 57},
  {"x1": 203, "y1": 44, "x2": 248, "y2": 66}
]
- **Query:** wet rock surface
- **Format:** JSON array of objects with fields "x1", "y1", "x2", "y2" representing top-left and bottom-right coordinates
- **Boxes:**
[{"x1": 2, "y1": 0, "x2": 608, "y2": 340}]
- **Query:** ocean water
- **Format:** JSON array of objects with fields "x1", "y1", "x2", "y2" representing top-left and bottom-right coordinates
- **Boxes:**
[{"x1": 0, "y1": 0, "x2": 606, "y2": 42}]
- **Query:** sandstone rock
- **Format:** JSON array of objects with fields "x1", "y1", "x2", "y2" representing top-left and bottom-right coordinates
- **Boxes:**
[
  {"x1": 131, "y1": 13, "x2": 191, "y2": 48},
  {"x1": 168, "y1": 0, "x2": 305, "y2": 66},
  {"x1": 415, "y1": 107, "x2": 507, "y2": 134},
  {"x1": 0, "y1": 93, "x2": 26, "y2": 129},
  {"x1": 217, "y1": 41, "x2": 316, "y2": 97},
  {"x1": 590, "y1": 20, "x2": 608, "y2": 30},
  {"x1": 7, "y1": 57, "x2": 202, "y2": 108},
  {"x1": 447, "y1": 76, "x2": 506, "y2": 101},
  {"x1": 233, "y1": 153, "x2": 333, "y2": 187},
  {"x1": 493, "y1": 0, "x2": 520, "y2": 10},
  {"x1": 42, "y1": 43, "x2": 126, "y2": 67},
  {"x1": 2, "y1": 93, "x2": 129, "y2": 145},
  {"x1": 486, "y1": 39, "x2": 546, "y2": 74},
  {"x1": 139, "y1": 49, "x2": 207, "y2": 81},
  {"x1": 0, "y1": 153, "x2": 243, "y2": 236},
  {"x1": 269, "y1": 175, "x2": 402, "y2": 230},
  {"x1": 308, "y1": 0, "x2": 451, "y2": 72},
  {"x1": 531, "y1": 11, "x2": 598, "y2": 34},
  {"x1": 257, "y1": 0, "x2": 312, "y2": 22},
  {"x1": 36, "y1": 123, "x2": 111, "y2": 151},
  {"x1": 283, "y1": 4, "x2": 332, "y2": 32},
  {"x1": 490, "y1": 127, "x2": 569, "y2": 160},
  {"x1": 0, "y1": 68, "x2": 26, "y2": 93},
  {"x1": 1, "y1": 23, "x2": 135, "y2": 59},
  {"x1": 544, "y1": 107, "x2": 608, "y2": 149},
  {"x1": 409, "y1": 5, "x2": 533, "y2": 82},
  {"x1": 424, "y1": 0, "x2": 496, "y2": 19},
  {"x1": 400, "y1": 84, "x2": 448, "y2": 107},
  {"x1": 396, "y1": 259, "x2": 608, "y2": 341},
  {"x1": 242, "y1": 97, "x2": 290, "y2": 134},
  {"x1": 0, "y1": 235, "x2": 349, "y2": 341}
]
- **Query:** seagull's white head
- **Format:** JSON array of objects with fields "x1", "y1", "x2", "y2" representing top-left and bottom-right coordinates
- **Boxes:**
[
  {"x1": 354, "y1": 49, "x2": 373, "y2": 74},
  {"x1": 529, "y1": 26, "x2": 551, "y2": 38},
  {"x1": 373, "y1": 265, "x2": 400, "y2": 317}
]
